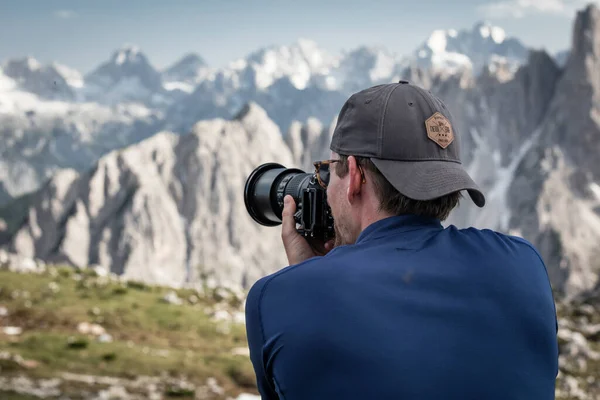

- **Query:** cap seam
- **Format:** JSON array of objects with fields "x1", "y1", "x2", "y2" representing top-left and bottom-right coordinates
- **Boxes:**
[
  {"x1": 379, "y1": 84, "x2": 402, "y2": 158},
  {"x1": 409, "y1": 84, "x2": 437, "y2": 113},
  {"x1": 372, "y1": 157, "x2": 463, "y2": 163}
]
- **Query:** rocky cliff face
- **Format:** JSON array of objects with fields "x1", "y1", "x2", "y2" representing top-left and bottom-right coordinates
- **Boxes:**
[
  {"x1": 501, "y1": 5, "x2": 600, "y2": 297},
  {"x1": 0, "y1": 103, "x2": 293, "y2": 290}
]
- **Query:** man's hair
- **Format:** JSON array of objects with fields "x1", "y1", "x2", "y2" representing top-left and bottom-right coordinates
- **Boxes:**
[{"x1": 334, "y1": 154, "x2": 461, "y2": 221}]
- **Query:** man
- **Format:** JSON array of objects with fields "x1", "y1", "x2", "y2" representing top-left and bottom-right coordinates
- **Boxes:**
[{"x1": 245, "y1": 81, "x2": 559, "y2": 399}]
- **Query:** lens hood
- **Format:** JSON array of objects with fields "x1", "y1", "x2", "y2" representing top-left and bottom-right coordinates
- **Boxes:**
[{"x1": 244, "y1": 162, "x2": 287, "y2": 226}]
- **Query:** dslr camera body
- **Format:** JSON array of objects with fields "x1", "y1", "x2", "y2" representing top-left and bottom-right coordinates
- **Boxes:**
[{"x1": 244, "y1": 163, "x2": 335, "y2": 242}]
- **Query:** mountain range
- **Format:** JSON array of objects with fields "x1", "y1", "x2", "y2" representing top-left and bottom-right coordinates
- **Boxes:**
[
  {"x1": 0, "y1": 20, "x2": 543, "y2": 205},
  {"x1": 0, "y1": 8, "x2": 598, "y2": 301}
]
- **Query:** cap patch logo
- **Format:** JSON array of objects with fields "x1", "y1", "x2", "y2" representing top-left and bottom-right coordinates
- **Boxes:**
[{"x1": 425, "y1": 112, "x2": 454, "y2": 149}]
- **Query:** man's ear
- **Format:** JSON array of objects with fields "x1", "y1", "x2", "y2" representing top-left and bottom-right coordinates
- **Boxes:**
[{"x1": 346, "y1": 156, "x2": 363, "y2": 203}]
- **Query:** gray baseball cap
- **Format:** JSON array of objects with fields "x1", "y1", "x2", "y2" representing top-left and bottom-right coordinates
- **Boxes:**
[{"x1": 330, "y1": 81, "x2": 485, "y2": 207}]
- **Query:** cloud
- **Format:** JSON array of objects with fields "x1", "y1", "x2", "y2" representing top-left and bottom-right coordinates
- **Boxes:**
[
  {"x1": 477, "y1": 0, "x2": 599, "y2": 19},
  {"x1": 54, "y1": 10, "x2": 77, "y2": 19}
]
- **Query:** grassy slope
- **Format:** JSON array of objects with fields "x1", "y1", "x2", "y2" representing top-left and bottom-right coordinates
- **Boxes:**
[
  {"x1": 0, "y1": 266, "x2": 257, "y2": 399},
  {"x1": 2, "y1": 266, "x2": 599, "y2": 399}
]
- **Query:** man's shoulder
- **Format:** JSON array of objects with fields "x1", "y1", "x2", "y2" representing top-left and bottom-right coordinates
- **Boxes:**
[
  {"x1": 246, "y1": 256, "x2": 328, "y2": 305},
  {"x1": 451, "y1": 225, "x2": 545, "y2": 262}
]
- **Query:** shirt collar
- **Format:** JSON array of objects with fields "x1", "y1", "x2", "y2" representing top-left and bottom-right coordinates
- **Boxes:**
[{"x1": 355, "y1": 214, "x2": 443, "y2": 244}]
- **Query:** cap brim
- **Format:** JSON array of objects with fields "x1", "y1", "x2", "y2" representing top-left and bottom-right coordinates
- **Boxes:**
[{"x1": 370, "y1": 158, "x2": 486, "y2": 208}]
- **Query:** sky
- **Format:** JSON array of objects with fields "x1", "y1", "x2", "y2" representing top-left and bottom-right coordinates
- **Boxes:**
[{"x1": 0, "y1": 0, "x2": 595, "y2": 74}]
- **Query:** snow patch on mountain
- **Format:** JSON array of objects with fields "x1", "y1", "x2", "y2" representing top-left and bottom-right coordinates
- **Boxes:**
[
  {"x1": 590, "y1": 182, "x2": 600, "y2": 200},
  {"x1": 478, "y1": 23, "x2": 506, "y2": 43},
  {"x1": 0, "y1": 70, "x2": 17, "y2": 91},
  {"x1": 465, "y1": 127, "x2": 542, "y2": 231},
  {"x1": 219, "y1": 38, "x2": 337, "y2": 91},
  {"x1": 53, "y1": 63, "x2": 84, "y2": 88},
  {"x1": 163, "y1": 81, "x2": 196, "y2": 93},
  {"x1": 409, "y1": 21, "x2": 528, "y2": 76}
]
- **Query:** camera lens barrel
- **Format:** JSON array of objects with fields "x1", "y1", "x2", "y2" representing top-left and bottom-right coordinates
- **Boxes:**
[
  {"x1": 244, "y1": 162, "x2": 335, "y2": 242},
  {"x1": 244, "y1": 163, "x2": 310, "y2": 226}
]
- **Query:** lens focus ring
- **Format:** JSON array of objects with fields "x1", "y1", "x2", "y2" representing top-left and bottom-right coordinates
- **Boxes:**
[
  {"x1": 276, "y1": 174, "x2": 296, "y2": 206},
  {"x1": 283, "y1": 174, "x2": 311, "y2": 204}
]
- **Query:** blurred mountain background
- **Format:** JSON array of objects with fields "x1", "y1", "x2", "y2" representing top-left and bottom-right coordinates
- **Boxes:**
[{"x1": 1, "y1": 1, "x2": 600, "y2": 399}]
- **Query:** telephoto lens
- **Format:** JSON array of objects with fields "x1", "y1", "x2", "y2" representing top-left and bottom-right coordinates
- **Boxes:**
[
  {"x1": 243, "y1": 163, "x2": 311, "y2": 226},
  {"x1": 244, "y1": 162, "x2": 335, "y2": 241}
]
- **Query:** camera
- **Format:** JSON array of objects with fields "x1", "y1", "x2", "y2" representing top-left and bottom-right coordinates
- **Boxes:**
[{"x1": 243, "y1": 162, "x2": 335, "y2": 242}]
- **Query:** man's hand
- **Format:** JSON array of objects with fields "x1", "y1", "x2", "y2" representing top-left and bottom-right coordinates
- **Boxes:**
[{"x1": 281, "y1": 195, "x2": 334, "y2": 265}]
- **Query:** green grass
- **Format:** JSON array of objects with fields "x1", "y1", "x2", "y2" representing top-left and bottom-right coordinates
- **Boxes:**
[{"x1": 0, "y1": 267, "x2": 257, "y2": 398}]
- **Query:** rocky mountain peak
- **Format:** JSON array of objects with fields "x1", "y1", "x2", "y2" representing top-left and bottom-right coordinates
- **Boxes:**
[
  {"x1": 230, "y1": 102, "x2": 284, "y2": 147},
  {"x1": 511, "y1": 49, "x2": 561, "y2": 127},
  {"x1": 84, "y1": 44, "x2": 163, "y2": 102},
  {"x1": 163, "y1": 53, "x2": 209, "y2": 85},
  {"x1": 472, "y1": 20, "x2": 507, "y2": 44},
  {"x1": 1, "y1": 57, "x2": 75, "y2": 100},
  {"x1": 88, "y1": 44, "x2": 156, "y2": 83},
  {"x1": 546, "y1": 3, "x2": 600, "y2": 181},
  {"x1": 568, "y1": 4, "x2": 600, "y2": 77},
  {"x1": 112, "y1": 45, "x2": 146, "y2": 66},
  {"x1": 238, "y1": 39, "x2": 336, "y2": 90},
  {"x1": 410, "y1": 21, "x2": 528, "y2": 76},
  {"x1": 234, "y1": 101, "x2": 273, "y2": 125},
  {"x1": 233, "y1": 101, "x2": 267, "y2": 121},
  {"x1": 3, "y1": 57, "x2": 42, "y2": 72}
]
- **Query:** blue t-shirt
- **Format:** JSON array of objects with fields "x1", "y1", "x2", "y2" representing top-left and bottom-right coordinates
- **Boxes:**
[{"x1": 245, "y1": 215, "x2": 559, "y2": 399}]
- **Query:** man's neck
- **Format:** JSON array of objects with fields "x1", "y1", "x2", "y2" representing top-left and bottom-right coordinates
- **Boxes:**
[{"x1": 358, "y1": 211, "x2": 395, "y2": 235}]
